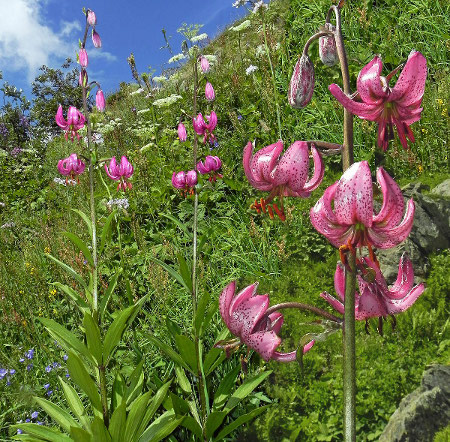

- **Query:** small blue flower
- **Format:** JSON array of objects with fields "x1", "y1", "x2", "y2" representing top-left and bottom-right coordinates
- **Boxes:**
[
  {"x1": 17, "y1": 429, "x2": 23, "y2": 435},
  {"x1": 25, "y1": 419, "x2": 30, "y2": 423},
  {"x1": 44, "y1": 383, "x2": 50, "y2": 390},
  {"x1": 26, "y1": 349, "x2": 34, "y2": 359},
  {"x1": 45, "y1": 365, "x2": 52, "y2": 373},
  {"x1": 19, "y1": 358, "x2": 25, "y2": 363},
  {"x1": 63, "y1": 354, "x2": 68, "y2": 361},
  {"x1": 238, "y1": 115, "x2": 243, "y2": 120},
  {"x1": 37, "y1": 421, "x2": 44, "y2": 425},
  {"x1": 47, "y1": 390, "x2": 53, "y2": 396},
  {"x1": 26, "y1": 364, "x2": 33, "y2": 371},
  {"x1": 31, "y1": 411, "x2": 39, "y2": 419},
  {"x1": 0, "y1": 368, "x2": 7, "y2": 379},
  {"x1": 9, "y1": 369, "x2": 16, "y2": 375},
  {"x1": 52, "y1": 362, "x2": 60, "y2": 369},
  {"x1": 6, "y1": 380, "x2": 11, "y2": 386}
]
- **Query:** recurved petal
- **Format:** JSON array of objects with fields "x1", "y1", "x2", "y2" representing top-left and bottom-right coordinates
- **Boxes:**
[
  {"x1": 228, "y1": 283, "x2": 259, "y2": 320},
  {"x1": 356, "y1": 284, "x2": 387, "y2": 319},
  {"x1": 320, "y1": 291, "x2": 344, "y2": 315},
  {"x1": 384, "y1": 282, "x2": 425, "y2": 315},
  {"x1": 389, "y1": 51, "x2": 427, "y2": 107},
  {"x1": 369, "y1": 198, "x2": 415, "y2": 248},
  {"x1": 245, "y1": 330, "x2": 281, "y2": 361},
  {"x1": 243, "y1": 141, "x2": 271, "y2": 190},
  {"x1": 55, "y1": 105, "x2": 68, "y2": 129},
  {"x1": 57, "y1": 158, "x2": 70, "y2": 175},
  {"x1": 219, "y1": 281, "x2": 236, "y2": 327},
  {"x1": 373, "y1": 167, "x2": 405, "y2": 227},
  {"x1": 329, "y1": 84, "x2": 383, "y2": 120},
  {"x1": 271, "y1": 141, "x2": 309, "y2": 190},
  {"x1": 357, "y1": 55, "x2": 389, "y2": 105},
  {"x1": 334, "y1": 161, "x2": 373, "y2": 227},
  {"x1": 301, "y1": 145, "x2": 325, "y2": 194},
  {"x1": 272, "y1": 340, "x2": 315, "y2": 363},
  {"x1": 334, "y1": 263, "x2": 346, "y2": 301},
  {"x1": 388, "y1": 254, "x2": 416, "y2": 299}
]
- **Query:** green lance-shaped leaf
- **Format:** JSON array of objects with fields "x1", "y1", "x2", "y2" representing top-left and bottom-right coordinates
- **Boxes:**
[
  {"x1": 70, "y1": 427, "x2": 92, "y2": 442},
  {"x1": 125, "y1": 360, "x2": 144, "y2": 406},
  {"x1": 99, "y1": 210, "x2": 117, "y2": 254},
  {"x1": 33, "y1": 397, "x2": 81, "y2": 433},
  {"x1": 66, "y1": 350, "x2": 103, "y2": 416},
  {"x1": 38, "y1": 318, "x2": 95, "y2": 365},
  {"x1": 173, "y1": 334, "x2": 197, "y2": 373},
  {"x1": 176, "y1": 253, "x2": 193, "y2": 293},
  {"x1": 181, "y1": 416, "x2": 203, "y2": 440},
  {"x1": 193, "y1": 291, "x2": 210, "y2": 335},
  {"x1": 71, "y1": 209, "x2": 93, "y2": 238},
  {"x1": 205, "y1": 411, "x2": 228, "y2": 439},
  {"x1": 124, "y1": 391, "x2": 153, "y2": 442},
  {"x1": 90, "y1": 417, "x2": 111, "y2": 442},
  {"x1": 212, "y1": 364, "x2": 241, "y2": 411},
  {"x1": 83, "y1": 312, "x2": 103, "y2": 364},
  {"x1": 98, "y1": 271, "x2": 121, "y2": 320},
  {"x1": 58, "y1": 377, "x2": 90, "y2": 431},
  {"x1": 108, "y1": 401, "x2": 126, "y2": 442},
  {"x1": 135, "y1": 379, "x2": 172, "y2": 439},
  {"x1": 147, "y1": 335, "x2": 191, "y2": 372},
  {"x1": 175, "y1": 366, "x2": 191, "y2": 394},
  {"x1": 223, "y1": 370, "x2": 272, "y2": 413},
  {"x1": 46, "y1": 254, "x2": 89, "y2": 293},
  {"x1": 111, "y1": 372, "x2": 126, "y2": 413},
  {"x1": 10, "y1": 423, "x2": 71, "y2": 441},
  {"x1": 213, "y1": 405, "x2": 272, "y2": 441},
  {"x1": 151, "y1": 258, "x2": 190, "y2": 294},
  {"x1": 204, "y1": 328, "x2": 229, "y2": 376},
  {"x1": 62, "y1": 232, "x2": 94, "y2": 267},
  {"x1": 52, "y1": 282, "x2": 90, "y2": 315},
  {"x1": 138, "y1": 409, "x2": 184, "y2": 442},
  {"x1": 159, "y1": 213, "x2": 193, "y2": 239}
]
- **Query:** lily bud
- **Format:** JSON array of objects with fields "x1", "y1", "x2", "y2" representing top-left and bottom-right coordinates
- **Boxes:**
[
  {"x1": 78, "y1": 70, "x2": 88, "y2": 87},
  {"x1": 79, "y1": 49, "x2": 88, "y2": 68},
  {"x1": 96, "y1": 89, "x2": 105, "y2": 112},
  {"x1": 205, "y1": 82, "x2": 215, "y2": 101},
  {"x1": 87, "y1": 9, "x2": 97, "y2": 26},
  {"x1": 178, "y1": 123, "x2": 187, "y2": 141},
  {"x1": 319, "y1": 23, "x2": 338, "y2": 67},
  {"x1": 288, "y1": 54, "x2": 315, "y2": 108},
  {"x1": 186, "y1": 170, "x2": 198, "y2": 187},
  {"x1": 200, "y1": 56, "x2": 210, "y2": 73},
  {"x1": 92, "y1": 30, "x2": 102, "y2": 48}
]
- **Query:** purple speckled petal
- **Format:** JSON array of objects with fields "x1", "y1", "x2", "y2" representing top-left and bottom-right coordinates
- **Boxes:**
[
  {"x1": 219, "y1": 281, "x2": 236, "y2": 327},
  {"x1": 320, "y1": 291, "x2": 344, "y2": 315},
  {"x1": 357, "y1": 55, "x2": 389, "y2": 105},
  {"x1": 369, "y1": 198, "x2": 415, "y2": 248},
  {"x1": 388, "y1": 253, "x2": 415, "y2": 300},
  {"x1": 373, "y1": 167, "x2": 405, "y2": 227},
  {"x1": 384, "y1": 283, "x2": 425, "y2": 314},
  {"x1": 334, "y1": 161, "x2": 373, "y2": 227},
  {"x1": 301, "y1": 145, "x2": 325, "y2": 194},
  {"x1": 272, "y1": 340, "x2": 315, "y2": 362},
  {"x1": 329, "y1": 84, "x2": 382, "y2": 120},
  {"x1": 245, "y1": 330, "x2": 281, "y2": 361},
  {"x1": 356, "y1": 284, "x2": 387, "y2": 319},
  {"x1": 228, "y1": 283, "x2": 258, "y2": 321},
  {"x1": 271, "y1": 141, "x2": 309, "y2": 190},
  {"x1": 232, "y1": 294, "x2": 269, "y2": 339},
  {"x1": 389, "y1": 51, "x2": 427, "y2": 107}
]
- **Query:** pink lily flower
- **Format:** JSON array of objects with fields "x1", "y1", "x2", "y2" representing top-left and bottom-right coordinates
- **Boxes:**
[
  {"x1": 243, "y1": 140, "x2": 324, "y2": 220},
  {"x1": 193, "y1": 111, "x2": 217, "y2": 144},
  {"x1": 218, "y1": 282, "x2": 314, "y2": 362},
  {"x1": 92, "y1": 30, "x2": 102, "y2": 48},
  {"x1": 320, "y1": 254, "x2": 425, "y2": 320},
  {"x1": 104, "y1": 156, "x2": 134, "y2": 191},
  {"x1": 310, "y1": 161, "x2": 415, "y2": 250},
  {"x1": 96, "y1": 90, "x2": 105, "y2": 112},
  {"x1": 205, "y1": 82, "x2": 215, "y2": 101},
  {"x1": 200, "y1": 56, "x2": 210, "y2": 73},
  {"x1": 55, "y1": 105, "x2": 86, "y2": 142},
  {"x1": 57, "y1": 153, "x2": 85, "y2": 184},
  {"x1": 171, "y1": 170, "x2": 197, "y2": 196},
  {"x1": 197, "y1": 155, "x2": 222, "y2": 181},
  {"x1": 178, "y1": 123, "x2": 187, "y2": 142},
  {"x1": 329, "y1": 50, "x2": 427, "y2": 150},
  {"x1": 78, "y1": 49, "x2": 88, "y2": 68}
]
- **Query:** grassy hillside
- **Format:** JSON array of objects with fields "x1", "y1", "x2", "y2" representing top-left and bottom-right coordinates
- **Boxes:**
[{"x1": 0, "y1": 0, "x2": 448, "y2": 440}]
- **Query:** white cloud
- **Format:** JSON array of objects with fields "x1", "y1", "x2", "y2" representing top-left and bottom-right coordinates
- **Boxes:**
[{"x1": 0, "y1": 0, "x2": 115, "y2": 82}]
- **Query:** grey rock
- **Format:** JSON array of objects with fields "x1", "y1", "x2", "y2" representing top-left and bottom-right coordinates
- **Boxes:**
[
  {"x1": 377, "y1": 181, "x2": 450, "y2": 284},
  {"x1": 379, "y1": 365, "x2": 450, "y2": 442},
  {"x1": 431, "y1": 179, "x2": 450, "y2": 199}
]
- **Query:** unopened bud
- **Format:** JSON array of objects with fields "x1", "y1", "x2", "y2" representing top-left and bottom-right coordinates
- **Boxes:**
[
  {"x1": 92, "y1": 30, "x2": 102, "y2": 48},
  {"x1": 200, "y1": 56, "x2": 210, "y2": 73},
  {"x1": 87, "y1": 10, "x2": 97, "y2": 26},
  {"x1": 205, "y1": 82, "x2": 215, "y2": 101},
  {"x1": 288, "y1": 54, "x2": 315, "y2": 108},
  {"x1": 96, "y1": 89, "x2": 105, "y2": 112},
  {"x1": 178, "y1": 123, "x2": 187, "y2": 141},
  {"x1": 319, "y1": 23, "x2": 338, "y2": 67},
  {"x1": 79, "y1": 49, "x2": 88, "y2": 68},
  {"x1": 78, "y1": 70, "x2": 88, "y2": 87}
]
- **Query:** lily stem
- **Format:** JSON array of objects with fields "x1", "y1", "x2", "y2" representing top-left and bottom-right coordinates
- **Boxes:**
[
  {"x1": 265, "y1": 302, "x2": 342, "y2": 323},
  {"x1": 330, "y1": 4, "x2": 356, "y2": 441}
]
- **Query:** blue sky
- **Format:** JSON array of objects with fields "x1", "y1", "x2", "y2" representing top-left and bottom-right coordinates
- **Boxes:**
[{"x1": 0, "y1": 0, "x2": 249, "y2": 99}]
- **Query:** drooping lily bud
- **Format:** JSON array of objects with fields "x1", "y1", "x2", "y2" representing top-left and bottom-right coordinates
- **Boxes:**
[
  {"x1": 288, "y1": 54, "x2": 315, "y2": 108},
  {"x1": 205, "y1": 82, "x2": 215, "y2": 101},
  {"x1": 96, "y1": 89, "x2": 105, "y2": 112},
  {"x1": 92, "y1": 30, "x2": 102, "y2": 48},
  {"x1": 186, "y1": 170, "x2": 198, "y2": 187},
  {"x1": 200, "y1": 56, "x2": 210, "y2": 73},
  {"x1": 319, "y1": 23, "x2": 338, "y2": 67},
  {"x1": 178, "y1": 123, "x2": 187, "y2": 141},
  {"x1": 79, "y1": 49, "x2": 88, "y2": 68},
  {"x1": 172, "y1": 171, "x2": 186, "y2": 189},
  {"x1": 87, "y1": 9, "x2": 97, "y2": 26}
]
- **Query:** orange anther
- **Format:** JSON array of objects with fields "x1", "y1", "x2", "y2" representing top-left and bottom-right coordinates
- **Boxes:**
[
  {"x1": 260, "y1": 198, "x2": 267, "y2": 213},
  {"x1": 267, "y1": 205, "x2": 274, "y2": 219},
  {"x1": 272, "y1": 203, "x2": 285, "y2": 221}
]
